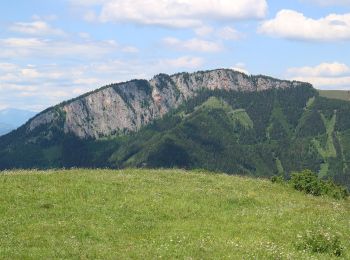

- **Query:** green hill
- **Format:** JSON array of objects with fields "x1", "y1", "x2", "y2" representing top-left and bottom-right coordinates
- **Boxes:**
[
  {"x1": 318, "y1": 90, "x2": 350, "y2": 101},
  {"x1": 0, "y1": 169, "x2": 349, "y2": 259},
  {"x1": 319, "y1": 90, "x2": 350, "y2": 102}
]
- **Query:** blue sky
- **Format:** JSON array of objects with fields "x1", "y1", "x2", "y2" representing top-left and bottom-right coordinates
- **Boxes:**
[{"x1": 0, "y1": 0, "x2": 350, "y2": 111}]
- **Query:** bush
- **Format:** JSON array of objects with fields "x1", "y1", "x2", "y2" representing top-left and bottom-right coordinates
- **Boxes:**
[
  {"x1": 323, "y1": 179, "x2": 349, "y2": 200},
  {"x1": 271, "y1": 175, "x2": 284, "y2": 184},
  {"x1": 296, "y1": 229, "x2": 343, "y2": 257},
  {"x1": 290, "y1": 169, "x2": 348, "y2": 199},
  {"x1": 290, "y1": 170, "x2": 323, "y2": 196}
]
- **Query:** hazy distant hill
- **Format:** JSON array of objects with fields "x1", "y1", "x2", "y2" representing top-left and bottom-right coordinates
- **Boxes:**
[
  {"x1": 0, "y1": 122, "x2": 13, "y2": 136},
  {"x1": 0, "y1": 108, "x2": 36, "y2": 136},
  {"x1": 1, "y1": 69, "x2": 350, "y2": 188}
]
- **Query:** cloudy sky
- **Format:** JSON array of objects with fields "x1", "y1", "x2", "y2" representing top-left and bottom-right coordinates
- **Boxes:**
[{"x1": 1, "y1": 0, "x2": 350, "y2": 111}]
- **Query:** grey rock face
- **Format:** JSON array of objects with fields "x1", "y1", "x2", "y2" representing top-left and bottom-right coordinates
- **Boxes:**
[
  {"x1": 27, "y1": 69, "x2": 308, "y2": 139},
  {"x1": 28, "y1": 110, "x2": 59, "y2": 131}
]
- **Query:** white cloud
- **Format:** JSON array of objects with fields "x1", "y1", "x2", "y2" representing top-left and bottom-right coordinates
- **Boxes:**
[
  {"x1": 259, "y1": 9, "x2": 350, "y2": 41},
  {"x1": 287, "y1": 62, "x2": 350, "y2": 77},
  {"x1": 287, "y1": 62, "x2": 350, "y2": 89},
  {"x1": 3, "y1": 19, "x2": 139, "y2": 61},
  {"x1": 163, "y1": 37, "x2": 223, "y2": 52},
  {"x1": 195, "y1": 26, "x2": 244, "y2": 41},
  {"x1": 0, "y1": 37, "x2": 137, "y2": 59},
  {"x1": 21, "y1": 68, "x2": 41, "y2": 79},
  {"x1": 0, "y1": 63, "x2": 17, "y2": 71},
  {"x1": 302, "y1": 0, "x2": 350, "y2": 6},
  {"x1": 217, "y1": 26, "x2": 244, "y2": 40},
  {"x1": 71, "y1": 0, "x2": 268, "y2": 28},
  {"x1": 10, "y1": 20, "x2": 65, "y2": 36},
  {"x1": 231, "y1": 63, "x2": 250, "y2": 75},
  {"x1": 194, "y1": 26, "x2": 214, "y2": 37}
]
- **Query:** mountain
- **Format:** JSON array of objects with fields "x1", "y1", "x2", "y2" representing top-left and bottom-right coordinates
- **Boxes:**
[
  {"x1": 1, "y1": 69, "x2": 350, "y2": 188},
  {"x1": 0, "y1": 108, "x2": 37, "y2": 136},
  {"x1": 26, "y1": 69, "x2": 302, "y2": 139}
]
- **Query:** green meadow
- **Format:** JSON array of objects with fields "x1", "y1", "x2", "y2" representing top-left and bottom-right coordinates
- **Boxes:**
[
  {"x1": 0, "y1": 169, "x2": 349, "y2": 259},
  {"x1": 318, "y1": 90, "x2": 350, "y2": 102}
]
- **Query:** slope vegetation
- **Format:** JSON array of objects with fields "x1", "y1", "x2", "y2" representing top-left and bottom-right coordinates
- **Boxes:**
[{"x1": 0, "y1": 169, "x2": 349, "y2": 259}]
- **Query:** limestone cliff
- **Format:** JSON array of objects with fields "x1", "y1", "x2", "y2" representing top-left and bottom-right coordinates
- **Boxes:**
[{"x1": 27, "y1": 69, "x2": 307, "y2": 139}]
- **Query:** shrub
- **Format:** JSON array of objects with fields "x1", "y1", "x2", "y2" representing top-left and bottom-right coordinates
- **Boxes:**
[
  {"x1": 270, "y1": 175, "x2": 284, "y2": 184},
  {"x1": 323, "y1": 179, "x2": 349, "y2": 200},
  {"x1": 290, "y1": 169, "x2": 348, "y2": 199},
  {"x1": 296, "y1": 229, "x2": 343, "y2": 257},
  {"x1": 290, "y1": 169, "x2": 323, "y2": 196}
]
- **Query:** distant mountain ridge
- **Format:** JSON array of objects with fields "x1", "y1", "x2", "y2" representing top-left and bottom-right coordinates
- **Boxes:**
[
  {"x1": 0, "y1": 108, "x2": 36, "y2": 136},
  {"x1": 0, "y1": 123, "x2": 13, "y2": 136}
]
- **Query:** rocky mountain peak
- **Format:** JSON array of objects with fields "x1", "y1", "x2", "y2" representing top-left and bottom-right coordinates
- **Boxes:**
[{"x1": 27, "y1": 69, "x2": 310, "y2": 139}]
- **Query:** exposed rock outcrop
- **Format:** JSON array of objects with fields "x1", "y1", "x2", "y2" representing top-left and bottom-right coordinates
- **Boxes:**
[{"x1": 27, "y1": 69, "x2": 308, "y2": 139}]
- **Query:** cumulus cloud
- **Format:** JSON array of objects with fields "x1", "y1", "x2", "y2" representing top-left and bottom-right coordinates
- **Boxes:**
[
  {"x1": 287, "y1": 62, "x2": 350, "y2": 89},
  {"x1": 163, "y1": 37, "x2": 223, "y2": 52},
  {"x1": 259, "y1": 9, "x2": 350, "y2": 41},
  {"x1": 70, "y1": 0, "x2": 268, "y2": 28}
]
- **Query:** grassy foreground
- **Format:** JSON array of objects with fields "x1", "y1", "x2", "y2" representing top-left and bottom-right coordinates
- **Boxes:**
[{"x1": 0, "y1": 169, "x2": 349, "y2": 259}]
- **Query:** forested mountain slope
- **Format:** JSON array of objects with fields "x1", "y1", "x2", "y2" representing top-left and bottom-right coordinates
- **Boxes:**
[{"x1": 1, "y1": 69, "x2": 350, "y2": 187}]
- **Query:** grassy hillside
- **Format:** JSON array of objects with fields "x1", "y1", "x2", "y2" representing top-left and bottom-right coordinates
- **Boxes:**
[
  {"x1": 0, "y1": 169, "x2": 349, "y2": 259},
  {"x1": 319, "y1": 90, "x2": 350, "y2": 101}
]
